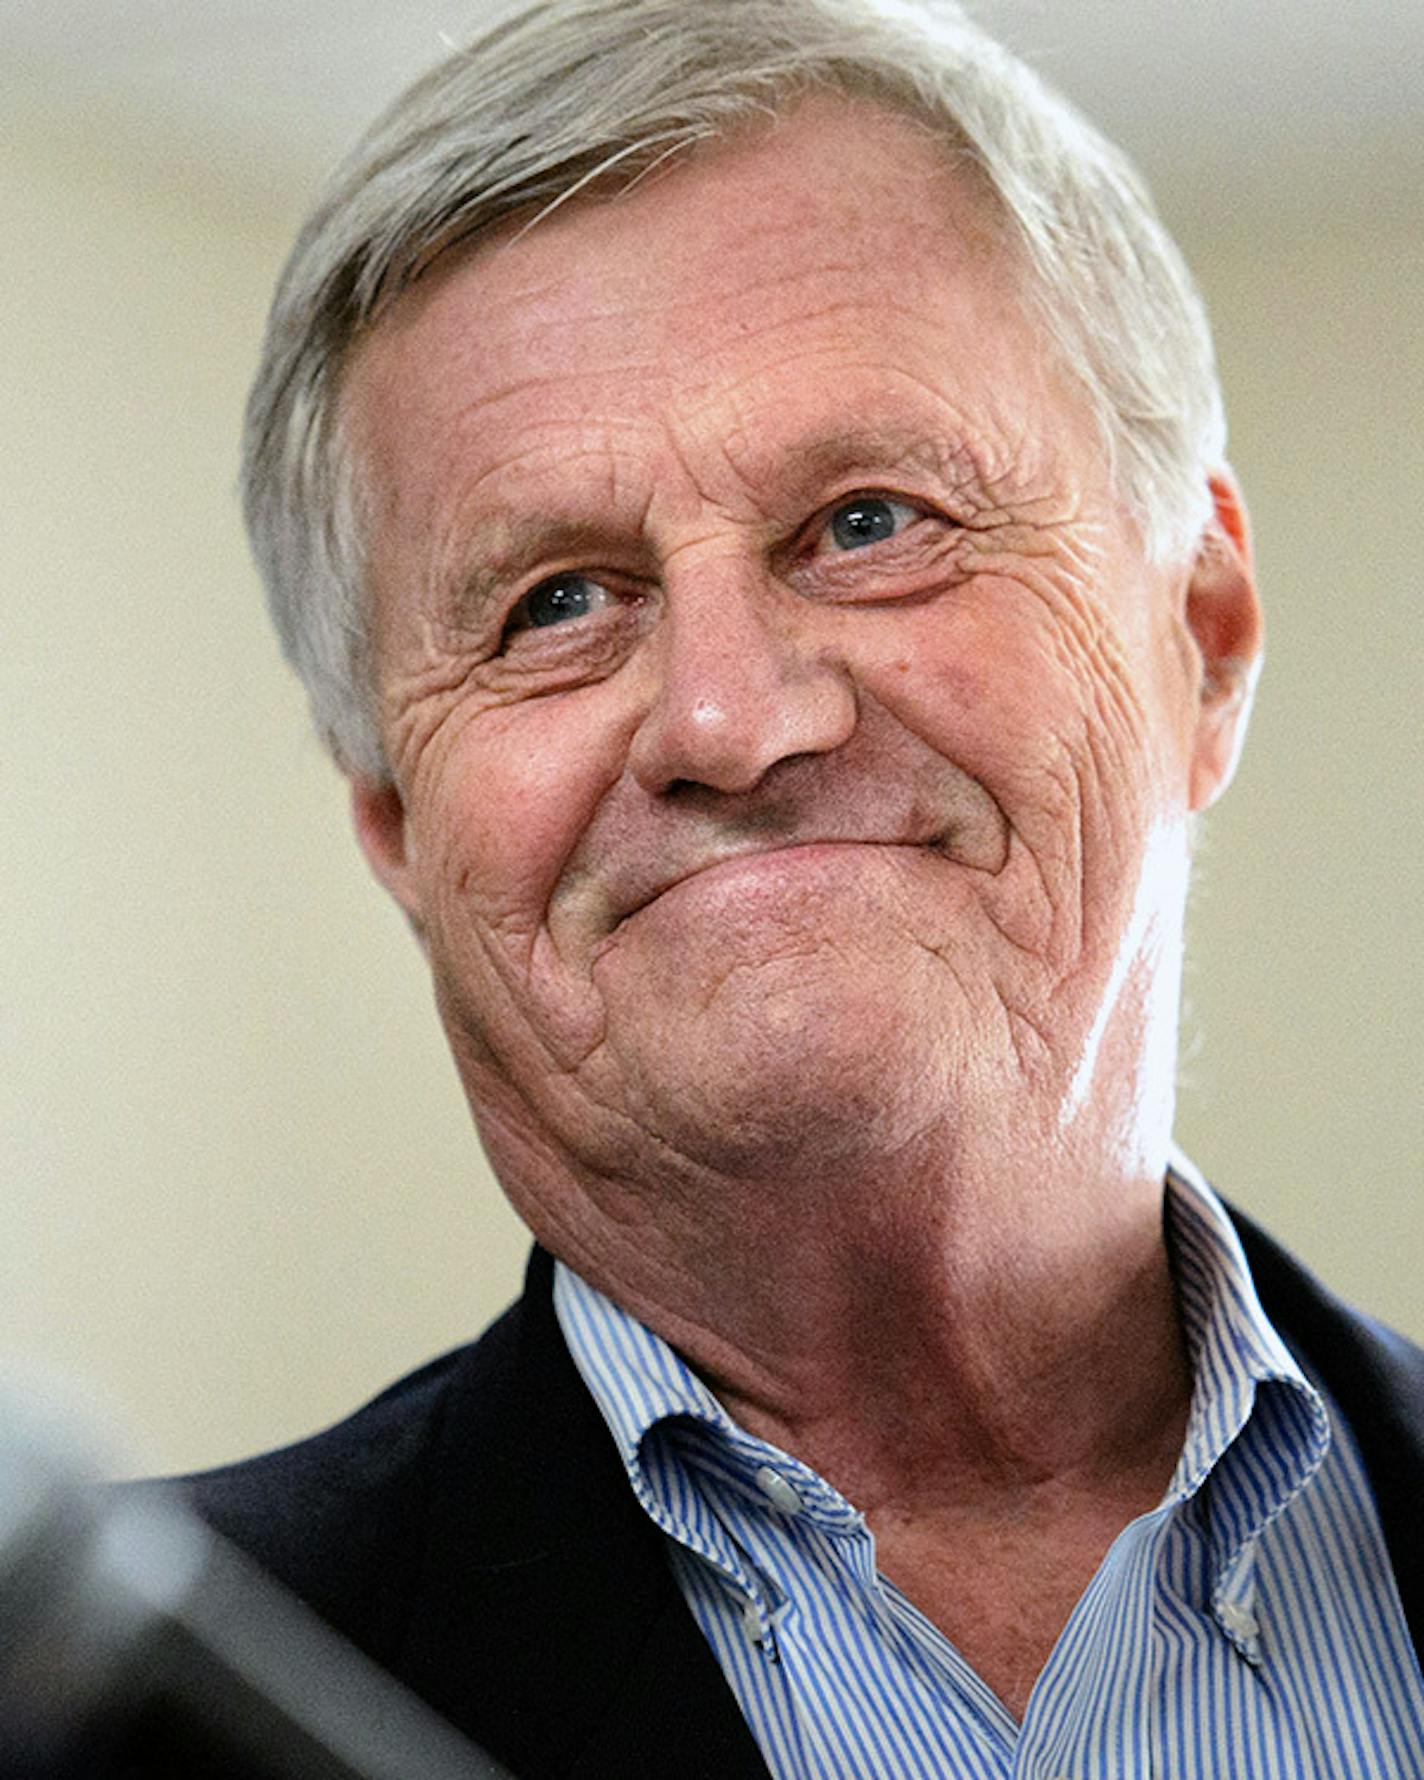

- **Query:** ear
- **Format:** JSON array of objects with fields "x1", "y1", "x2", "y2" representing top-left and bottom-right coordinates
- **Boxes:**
[
  {"x1": 350, "y1": 776, "x2": 428, "y2": 944},
  {"x1": 1185, "y1": 467, "x2": 1264, "y2": 812}
]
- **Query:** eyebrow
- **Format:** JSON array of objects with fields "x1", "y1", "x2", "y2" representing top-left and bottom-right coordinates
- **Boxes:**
[
  {"x1": 722, "y1": 418, "x2": 996, "y2": 512},
  {"x1": 444, "y1": 513, "x2": 625, "y2": 626}
]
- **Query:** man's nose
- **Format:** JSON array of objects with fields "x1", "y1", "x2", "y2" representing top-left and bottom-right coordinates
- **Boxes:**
[{"x1": 627, "y1": 567, "x2": 858, "y2": 796}]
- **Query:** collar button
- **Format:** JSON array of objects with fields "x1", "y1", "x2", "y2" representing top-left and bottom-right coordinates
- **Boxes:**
[{"x1": 754, "y1": 1465, "x2": 803, "y2": 1515}]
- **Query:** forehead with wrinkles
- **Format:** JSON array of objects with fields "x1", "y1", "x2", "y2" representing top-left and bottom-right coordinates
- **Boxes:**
[
  {"x1": 332, "y1": 94, "x2": 1129, "y2": 751},
  {"x1": 339, "y1": 96, "x2": 1077, "y2": 541}
]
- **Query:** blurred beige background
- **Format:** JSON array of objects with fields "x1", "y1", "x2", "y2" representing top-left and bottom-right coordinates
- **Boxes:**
[{"x1": 2, "y1": 2, "x2": 1420, "y2": 1476}]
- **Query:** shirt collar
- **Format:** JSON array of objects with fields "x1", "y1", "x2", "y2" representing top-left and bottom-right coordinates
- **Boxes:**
[
  {"x1": 554, "y1": 1259, "x2": 838, "y2": 1649},
  {"x1": 552, "y1": 1256, "x2": 726, "y2": 1484},
  {"x1": 554, "y1": 1154, "x2": 1331, "y2": 1642},
  {"x1": 1164, "y1": 1149, "x2": 1329, "y2": 1503},
  {"x1": 1164, "y1": 1150, "x2": 1332, "y2": 1654}
]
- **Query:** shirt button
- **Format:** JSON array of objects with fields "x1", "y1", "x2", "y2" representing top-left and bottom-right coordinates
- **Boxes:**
[
  {"x1": 1220, "y1": 1602, "x2": 1259, "y2": 1639},
  {"x1": 754, "y1": 1465, "x2": 803, "y2": 1514}
]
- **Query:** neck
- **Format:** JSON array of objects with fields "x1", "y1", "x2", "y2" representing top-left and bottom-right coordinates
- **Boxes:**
[{"x1": 487, "y1": 1086, "x2": 1191, "y2": 1518}]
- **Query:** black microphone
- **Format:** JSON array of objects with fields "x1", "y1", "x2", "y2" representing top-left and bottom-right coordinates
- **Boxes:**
[{"x1": 0, "y1": 1393, "x2": 516, "y2": 1780}]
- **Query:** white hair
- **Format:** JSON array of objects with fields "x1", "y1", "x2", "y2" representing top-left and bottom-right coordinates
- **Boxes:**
[{"x1": 242, "y1": 0, "x2": 1227, "y2": 781}]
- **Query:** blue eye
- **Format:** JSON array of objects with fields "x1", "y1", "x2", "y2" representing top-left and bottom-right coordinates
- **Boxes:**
[
  {"x1": 827, "y1": 496, "x2": 917, "y2": 552},
  {"x1": 508, "y1": 573, "x2": 608, "y2": 634}
]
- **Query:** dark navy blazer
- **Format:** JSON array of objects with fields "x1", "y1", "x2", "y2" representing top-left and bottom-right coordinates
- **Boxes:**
[{"x1": 170, "y1": 1209, "x2": 1424, "y2": 1780}]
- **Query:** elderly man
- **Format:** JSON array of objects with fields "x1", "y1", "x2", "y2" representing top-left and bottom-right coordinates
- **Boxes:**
[{"x1": 183, "y1": 1, "x2": 1422, "y2": 1775}]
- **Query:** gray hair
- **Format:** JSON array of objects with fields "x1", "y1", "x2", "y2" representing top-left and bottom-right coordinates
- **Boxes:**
[{"x1": 243, "y1": 0, "x2": 1227, "y2": 781}]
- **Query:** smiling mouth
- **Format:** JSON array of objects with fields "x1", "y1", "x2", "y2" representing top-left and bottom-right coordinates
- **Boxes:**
[{"x1": 620, "y1": 834, "x2": 960, "y2": 923}]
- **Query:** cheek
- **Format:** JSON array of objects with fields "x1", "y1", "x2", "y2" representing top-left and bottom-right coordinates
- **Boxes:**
[
  {"x1": 862, "y1": 600, "x2": 1087, "y2": 798},
  {"x1": 859, "y1": 591, "x2": 1169, "y2": 955},
  {"x1": 412, "y1": 695, "x2": 628, "y2": 949}
]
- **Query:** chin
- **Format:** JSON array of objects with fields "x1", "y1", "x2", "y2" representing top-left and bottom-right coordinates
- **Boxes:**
[{"x1": 613, "y1": 973, "x2": 955, "y2": 1177}]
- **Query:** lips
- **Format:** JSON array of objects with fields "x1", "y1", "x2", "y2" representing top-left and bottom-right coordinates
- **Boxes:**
[
  {"x1": 618, "y1": 829, "x2": 961, "y2": 924},
  {"x1": 594, "y1": 781, "x2": 1011, "y2": 933},
  {"x1": 553, "y1": 710, "x2": 1011, "y2": 940}
]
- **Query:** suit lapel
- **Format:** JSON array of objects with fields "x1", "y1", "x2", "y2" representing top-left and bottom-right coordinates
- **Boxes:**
[
  {"x1": 395, "y1": 1248, "x2": 770, "y2": 1780},
  {"x1": 565, "y1": 1589, "x2": 771, "y2": 1780},
  {"x1": 1231, "y1": 1205, "x2": 1424, "y2": 1651}
]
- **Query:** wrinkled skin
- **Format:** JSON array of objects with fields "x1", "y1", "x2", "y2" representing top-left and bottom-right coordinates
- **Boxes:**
[
  {"x1": 343, "y1": 95, "x2": 1262, "y2": 1716},
  {"x1": 346, "y1": 98, "x2": 1254, "y2": 1242}
]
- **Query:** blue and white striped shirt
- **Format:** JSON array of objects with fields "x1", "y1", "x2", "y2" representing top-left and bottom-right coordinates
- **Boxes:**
[{"x1": 554, "y1": 1156, "x2": 1424, "y2": 1777}]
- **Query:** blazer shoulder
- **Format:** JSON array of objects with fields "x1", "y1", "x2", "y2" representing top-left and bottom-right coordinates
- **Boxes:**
[
  {"x1": 1228, "y1": 1198, "x2": 1424, "y2": 1645},
  {"x1": 138, "y1": 1293, "x2": 533, "y2": 1663},
  {"x1": 1229, "y1": 1201, "x2": 1424, "y2": 1405}
]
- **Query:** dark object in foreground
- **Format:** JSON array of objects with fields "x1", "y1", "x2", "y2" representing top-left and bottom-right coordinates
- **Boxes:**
[{"x1": 0, "y1": 1402, "x2": 515, "y2": 1780}]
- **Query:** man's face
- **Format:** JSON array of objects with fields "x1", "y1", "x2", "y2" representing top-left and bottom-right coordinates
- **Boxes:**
[{"x1": 343, "y1": 99, "x2": 1244, "y2": 1206}]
